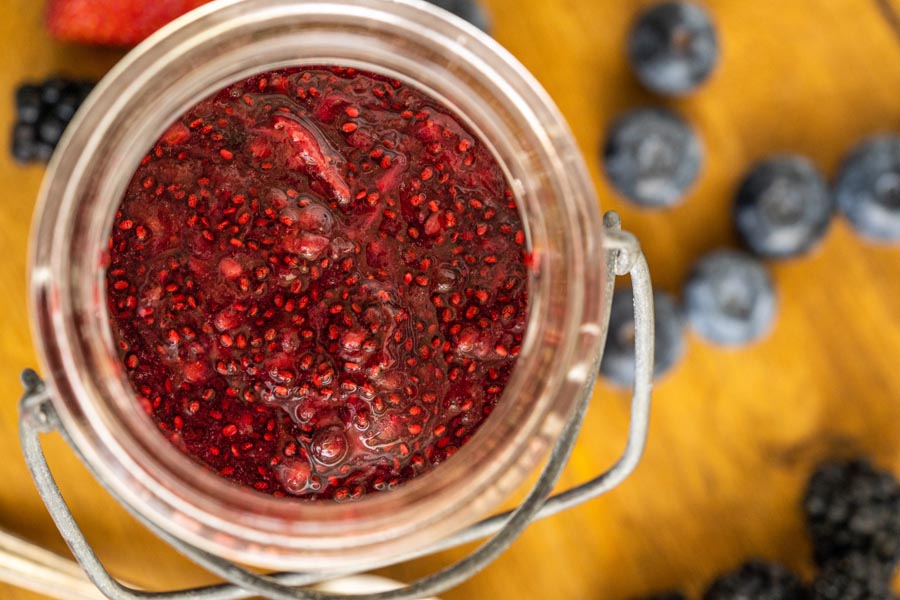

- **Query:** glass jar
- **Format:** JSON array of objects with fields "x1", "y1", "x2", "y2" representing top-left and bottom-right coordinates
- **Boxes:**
[{"x1": 28, "y1": 0, "x2": 607, "y2": 573}]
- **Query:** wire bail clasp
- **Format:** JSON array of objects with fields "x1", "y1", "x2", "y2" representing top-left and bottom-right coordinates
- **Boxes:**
[{"x1": 16, "y1": 211, "x2": 655, "y2": 600}]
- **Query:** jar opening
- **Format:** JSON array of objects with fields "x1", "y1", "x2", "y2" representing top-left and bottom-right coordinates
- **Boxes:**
[{"x1": 102, "y1": 63, "x2": 535, "y2": 503}]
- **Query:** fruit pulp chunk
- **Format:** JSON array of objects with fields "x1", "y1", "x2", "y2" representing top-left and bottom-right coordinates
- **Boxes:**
[{"x1": 105, "y1": 66, "x2": 529, "y2": 501}]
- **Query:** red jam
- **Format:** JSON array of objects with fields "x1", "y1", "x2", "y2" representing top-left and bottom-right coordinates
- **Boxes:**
[{"x1": 105, "y1": 67, "x2": 528, "y2": 501}]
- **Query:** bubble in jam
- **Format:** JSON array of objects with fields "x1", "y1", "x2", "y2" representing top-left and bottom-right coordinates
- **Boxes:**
[{"x1": 105, "y1": 66, "x2": 529, "y2": 501}]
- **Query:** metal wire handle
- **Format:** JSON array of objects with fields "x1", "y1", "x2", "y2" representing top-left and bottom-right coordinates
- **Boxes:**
[{"x1": 18, "y1": 211, "x2": 654, "y2": 600}]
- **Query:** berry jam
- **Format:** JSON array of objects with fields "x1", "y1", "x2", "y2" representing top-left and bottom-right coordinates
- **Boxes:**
[{"x1": 105, "y1": 67, "x2": 529, "y2": 501}]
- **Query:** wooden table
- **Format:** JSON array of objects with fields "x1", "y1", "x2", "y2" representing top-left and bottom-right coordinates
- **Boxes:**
[{"x1": 1, "y1": 0, "x2": 900, "y2": 598}]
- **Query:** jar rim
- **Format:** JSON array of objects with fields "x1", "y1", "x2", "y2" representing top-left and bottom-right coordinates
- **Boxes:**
[{"x1": 28, "y1": 0, "x2": 606, "y2": 571}]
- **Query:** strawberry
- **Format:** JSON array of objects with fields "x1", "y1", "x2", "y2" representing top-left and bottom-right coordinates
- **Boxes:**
[{"x1": 46, "y1": 0, "x2": 211, "y2": 47}]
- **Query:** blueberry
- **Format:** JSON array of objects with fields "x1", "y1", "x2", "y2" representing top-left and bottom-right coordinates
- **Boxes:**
[
  {"x1": 603, "y1": 107, "x2": 703, "y2": 208},
  {"x1": 425, "y1": 0, "x2": 491, "y2": 33},
  {"x1": 684, "y1": 249, "x2": 777, "y2": 346},
  {"x1": 734, "y1": 155, "x2": 834, "y2": 258},
  {"x1": 15, "y1": 84, "x2": 42, "y2": 124},
  {"x1": 834, "y1": 135, "x2": 900, "y2": 242},
  {"x1": 628, "y1": 1, "x2": 719, "y2": 96},
  {"x1": 600, "y1": 289, "x2": 685, "y2": 388}
]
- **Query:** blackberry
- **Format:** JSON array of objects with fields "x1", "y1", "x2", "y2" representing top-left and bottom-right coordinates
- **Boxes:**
[
  {"x1": 628, "y1": 1, "x2": 719, "y2": 96},
  {"x1": 11, "y1": 76, "x2": 94, "y2": 164},
  {"x1": 703, "y1": 560, "x2": 810, "y2": 600},
  {"x1": 812, "y1": 553, "x2": 896, "y2": 600},
  {"x1": 804, "y1": 459, "x2": 900, "y2": 569},
  {"x1": 635, "y1": 593, "x2": 686, "y2": 600}
]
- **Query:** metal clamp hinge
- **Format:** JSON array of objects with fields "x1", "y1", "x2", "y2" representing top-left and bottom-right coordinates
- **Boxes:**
[{"x1": 19, "y1": 369, "x2": 58, "y2": 434}]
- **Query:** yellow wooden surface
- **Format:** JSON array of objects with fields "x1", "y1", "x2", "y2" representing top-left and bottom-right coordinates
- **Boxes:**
[{"x1": 2, "y1": 1, "x2": 900, "y2": 598}]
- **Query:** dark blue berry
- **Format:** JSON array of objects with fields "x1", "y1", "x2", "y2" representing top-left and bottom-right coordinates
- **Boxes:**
[
  {"x1": 684, "y1": 249, "x2": 777, "y2": 346},
  {"x1": 77, "y1": 81, "x2": 96, "y2": 97},
  {"x1": 628, "y1": 1, "x2": 719, "y2": 96},
  {"x1": 600, "y1": 289, "x2": 685, "y2": 388},
  {"x1": 38, "y1": 117, "x2": 65, "y2": 146},
  {"x1": 34, "y1": 143, "x2": 55, "y2": 163},
  {"x1": 835, "y1": 135, "x2": 900, "y2": 242},
  {"x1": 11, "y1": 77, "x2": 94, "y2": 164},
  {"x1": 734, "y1": 155, "x2": 834, "y2": 258},
  {"x1": 603, "y1": 107, "x2": 703, "y2": 208},
  {"x1": 40, "y1": 77, "x2": 67, "y2": 105},
  {"x1": 11, "y1": 123, "x2": 37, "y2": 163},
  {"x1": 425, "y1": 0, "x2": 491, "y2": 33},
  {"x1": 54, "y1": 91, "x2": 85, "y2": 121},
  {"x1": 12, "y1": 122, "x2": 35, "y2": 146},
  {"x1": 15, "y1": 85, "x2": 42, "y2": 124}
]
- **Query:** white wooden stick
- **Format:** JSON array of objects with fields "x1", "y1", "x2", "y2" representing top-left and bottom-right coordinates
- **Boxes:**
[{"x1": 0, "y1": 529, "x2": 105, "y2": 599}]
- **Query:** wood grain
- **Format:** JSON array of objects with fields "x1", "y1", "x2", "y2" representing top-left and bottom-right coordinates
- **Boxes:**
[{"x1": 1, "y1": 0, "x2": 900, "y2": 598}]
